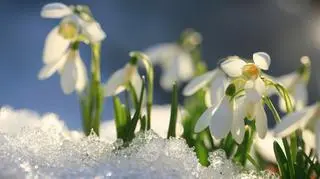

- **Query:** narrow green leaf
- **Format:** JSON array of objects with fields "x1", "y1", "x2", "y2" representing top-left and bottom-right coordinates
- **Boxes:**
[
  {"x1": 140, "y1": 115, "x2": 146, "y2": 132},
  {"x1": 127, "y1": 82, "x2": 138, "y2": 109},
  {"x1": 295, "y1": 149, "x2": 307, "y2": 179},
  {"x1": 167, "y1": 82, "x2": 178, "y2": 139},
  {"x1": 113, "y1": 96, "x2": 128, "y2": 140},
  {"x1": 273, "y1": 141, "x2": 289, "y2": 179},
  {"x1": 129, "y1": 51, "x2": 154, "y2": 130},
  {"x1": 128, "y1": 77, "x2": 145, "y2": 141},
  {"x1": 195, "y1": 133, "x2": 209, "y2": 166}
]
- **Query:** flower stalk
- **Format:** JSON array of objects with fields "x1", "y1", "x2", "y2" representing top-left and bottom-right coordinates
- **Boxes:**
[
  {"x1": 82, "y1": 43, "x2": 104, "y2": 136},
  {"x1": 129, "y1": 52, "x2": 154, "y2": 130}
]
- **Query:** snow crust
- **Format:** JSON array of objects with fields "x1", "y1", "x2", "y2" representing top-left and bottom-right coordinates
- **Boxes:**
[{"x1": 0, "y1": 106, "x2": 278, "y2": 178}]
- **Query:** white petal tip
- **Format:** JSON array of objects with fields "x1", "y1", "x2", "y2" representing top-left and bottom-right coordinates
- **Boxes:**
[
  {"x1": 253, "y1": 52, "x2": 271, "y2": 70},
  {"x1": 41, "y1": 3, "x2": 72, "y2": 18}
]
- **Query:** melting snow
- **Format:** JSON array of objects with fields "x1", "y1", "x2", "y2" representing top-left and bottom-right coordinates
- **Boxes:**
[{"x1": 0, "y1": 106, "x2": 278, "y2": 178}]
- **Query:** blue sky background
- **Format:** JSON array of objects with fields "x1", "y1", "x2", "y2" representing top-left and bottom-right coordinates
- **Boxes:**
[{"x1": 0, "y1": 0, "x2": 319, "y2": 130}]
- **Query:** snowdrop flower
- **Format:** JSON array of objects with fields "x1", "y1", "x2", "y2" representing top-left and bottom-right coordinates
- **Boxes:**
[
  {"x1": 276, "y1": 56, "x2": 310, "y2": 112},
  {"x1": 104, "y1": 62, "x2": 143, "y2": 97},
  {"x1": 38, "y1": 3, "x2": 106, "y2": 94},
  {"x1": 38, "y1": 46, "x2": 88, "y2": 94},
  {"x1": 144, "y1": 30, "x2": 201, "y2": 90},
  {"x1": 145, "y1": 43, "x2": 194, "y2": 90},
  {"x1": 183, "y1": 68, "x2": 228, "y2": 107},
  {"x1": 274, "y1": 103, "x2": 320, "y2": 156},
  {"x1": 41, "y1": 3, "x2": 106, "y2": 43},
  {"x1": 194, "y1": 53, "x2": 271, "y2": 144}
]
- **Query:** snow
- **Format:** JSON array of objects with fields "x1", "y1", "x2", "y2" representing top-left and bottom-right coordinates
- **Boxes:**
[{"x1": 0, "y1": 106, "x2": 278, "y2": 178}]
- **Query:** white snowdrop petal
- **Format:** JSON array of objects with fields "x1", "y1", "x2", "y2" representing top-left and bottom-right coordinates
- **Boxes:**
[
  {"x1": 74, "y1": 53, "x2": 88, "y2": 93},
  {"x1": 43, "y1": 26, "x2": 70, "y2": 64},
  {"x1": 160, "y1": 61, "x2": 179, "y2": 91},
  {"x1": 254, "y1": 103, "x2": 268, "y2": 138},
  {"x1": 232, "y1": 96, "x2": 246, "y2": 143},
  {"x1": 274, "y1": 105, "x2": 317, "y2": 137},
  {"x1": 293, "y1": 81, "x2": 308, "y2": 111},
  {"x1": 254, "y1": 77, "x2": 266, "y2": 97},
  {"x1": 302, "y1": 130, "x2": 316, "y2": 153},
  {"x1": 176, "y1": 52, "x2": 194, "y2": 81},
  {"x1": 253, "y1": 52, "x2": 271, "y2": 70},
  {"x1": 210, "y1": 73, "x2": 227, "y2": 108},
  {"x1": 245, "y1": 87, "x2": 261, "y2": 103},
  {"x1": 60, "y1": 59, "x2": 77, "y2": 94},
  {"x1": 104, "y1": 68, "x2": 126, "y2": 97},
  {"x1": 144, "y1": 43, "x2": 182, "y2": 64},
  {"x1": 194, "y1": 107, "x2": 215, "y2": 133},
  {"x1": 38, "y1": 52, "x2": 68, "y2": 80},
  {"x1": 204, "y1": 90, "x2": 212, "y2": 107},
  {"x1": 231, "y1": 113, "x2": 245, "y2": 144},
  {"x1": 41, "y1": 3, "x2": 72, "y2": 18},
  {"x1": 220, "y1": 56, "x2": 246, "y2": 77},
  {"x1": 183, "y1": 70, "x2": 217, "y2": 96},
  {"x1": 276, "y1": 71, "x2": 299, "y2": 88},
  {"x1": 209, "y1": 96, "x2": 233, "y2": 139},
  {"x1": 82, "y1": 22, "x2": 106, "y2": 43}
]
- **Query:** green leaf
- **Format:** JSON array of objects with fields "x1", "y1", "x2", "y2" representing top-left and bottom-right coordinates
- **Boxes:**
[
  {"x1": 129, "y1": 51, "x2": 154, "y2": 130},
  {"x1": 113, "y1": 96, "x2": 128, "y2": 140},
  {"x1": 195, "y1": 133, "x2": 209, "y2": 166},
  {"x1": 295, "y1": 149, "x2": 307, "y2": 179},
  {"x1": 273, "y1": 141, "x2": 289, "y2": 179},
  {"x1": 167, "y1": 82, "x2": 178, "y2": 139},
  {"x1": 128, "y1": 77, "x2": 145, "y2": 141}
]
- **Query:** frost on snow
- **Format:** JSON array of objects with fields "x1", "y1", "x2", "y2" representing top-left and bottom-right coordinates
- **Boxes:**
[{"x1": 0, "y1": 106, "x2": 278, "y2": 178}]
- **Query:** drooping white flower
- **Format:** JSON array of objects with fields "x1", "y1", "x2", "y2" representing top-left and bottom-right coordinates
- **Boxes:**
[
  {"x1": 144, "y1": 43, "x2": 194, "y2": 90},
  {"x1": 41, "y1": 3, "x2": 106, "y2": 43},
  {"x1": 38, "y1": 35, "x2": 87, "y2": 95},
  {"x1": 39, "y1": 3, "x2": 106, "y2": 94},
  {"x1": 100, "y1": 105, "x2": 185, "y2": 141},
  {"x1": 275, "y1": 56, "x2": 310, "y2": 112},
  {"x1": 183, "y1": 68, "x2": 228, "y2": 107},
  {"x1": 221, "y1": 53, "x2": 271, "y2": 137},
  {"x1": 104, "y1": 63, "x2": 143, "y2": 97},
  {"x1": 194, "y1": 53, "x2": 271, "y2": 143},
  {"x1": 274, "y1": 103, "x2": 320, "y2": 157}
]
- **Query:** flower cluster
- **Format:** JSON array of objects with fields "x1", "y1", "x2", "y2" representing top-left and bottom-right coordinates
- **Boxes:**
[{"x1": 37, "y1": 2, "x2": 320, "y2": 178}]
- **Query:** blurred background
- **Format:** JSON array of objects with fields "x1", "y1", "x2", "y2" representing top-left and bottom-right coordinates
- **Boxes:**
[{"x1": 0, "y1": 0, "x2": 319, "y2": 130}]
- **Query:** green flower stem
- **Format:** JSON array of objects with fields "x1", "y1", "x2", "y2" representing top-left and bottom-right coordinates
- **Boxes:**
[
  {"x1": 195, "y1": 133, "x2": 210, "y2": 166},
  {"x1": 91, "y1": 43, "x2": 104, "y2": 136},
  {"x1": 167, "y1": 82, "x2": 178, "y2": 139},
  {"x1": 127, "y1": 82, "x2": 139, "y2": 109},
  {"x1": 246, "y1": 154, "x2": 261, "y2": 170},
  {"x1": 128, "y1": 78, "x2": 145, "y2": 141},
  {"x1": 233, "y1": 126, "x2": 253, "y2": 166},
  {"x1": 274, "y1": 84, "x2": 299, "y2": 163},
  {"x1": 190, "y1": 47, "x2": 207, "y2": 75},
  {"x1": 264, "y1": 97, "x2": 295, "y2": 178},
  {"x1": 81, "y1": 43, "x2": 103, "y2": 136},
  {"x1": 113, "y1": 96, "x2": 129, "y2": 141},
  {"x1": 129, "y1": 52, "x2": 154, "y2": 130}
]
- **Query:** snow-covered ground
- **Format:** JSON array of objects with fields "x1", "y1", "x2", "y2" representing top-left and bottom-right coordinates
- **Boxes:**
[{"x1": 0, "y1": 106, "x2": 278, "y2": 178}]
